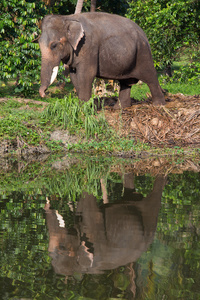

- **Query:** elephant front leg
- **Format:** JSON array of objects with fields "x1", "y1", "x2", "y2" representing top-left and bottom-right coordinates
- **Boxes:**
[
  {"x1": 70, "y1": 68, "x2": 95, "y2": 102},
  {"x1": 114, "y1": 81, "x2": 131, "y2": 109}
]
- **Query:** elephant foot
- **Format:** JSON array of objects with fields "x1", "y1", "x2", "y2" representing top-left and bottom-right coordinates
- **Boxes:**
[
  {"x1": 39, "y1": 86, "x2": 47, "y2": 98},
  {"x1": 113, "y1": 99, "x2": 132, "y2": 110},
  {"x1": 152, "y1": 97, "x2": 166, "y2": 106}
]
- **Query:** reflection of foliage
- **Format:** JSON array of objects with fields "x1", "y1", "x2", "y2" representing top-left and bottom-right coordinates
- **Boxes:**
[
  {"x1": 134, "y1": 175, "x2": 154, "y2": 197},
  {"x1": 138, "y1": 171, "x2": 200, "y2": 300},
  {"x1": 0, "y1": 157, "x2": 200, "y2": 299},
  {"x1": 0, "y1": 156, "x2": 111, "y2": 199},
  {"x1": 0, "y1": 193, "x2": 51, "y2": 298},
  {"x1": 158, "y1": 172, "x2": 200, "y2": 233}
]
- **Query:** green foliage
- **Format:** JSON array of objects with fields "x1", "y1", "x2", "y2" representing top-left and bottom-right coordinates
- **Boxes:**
[
  {"x1": 160, "y1": 50, "x2": 200, "y2": 84},
  {"x1": 0, "y1": 100, "x2": 42, "y2": 145},
  {"x1": 0, "y1": 0, "x2": 46, "y2": 95},
  {"x1": 127, "y1": 0, "x2": 200, "y2": 69}
]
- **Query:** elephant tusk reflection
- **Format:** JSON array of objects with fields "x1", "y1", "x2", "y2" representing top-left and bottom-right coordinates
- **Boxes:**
[{"x1": 55, "y1": 210, "x2": 65, "y2": 228}]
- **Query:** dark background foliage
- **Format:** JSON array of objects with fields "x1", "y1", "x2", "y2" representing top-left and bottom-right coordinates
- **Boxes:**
[{"x1": 0, "y1": 0, "x2": 199, "y2": 95}]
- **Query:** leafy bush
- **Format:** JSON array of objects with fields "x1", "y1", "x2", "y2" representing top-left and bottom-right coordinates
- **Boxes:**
[
  {"x1": 127, "y1": 0, "x2": 200, "y2": 70},
  {"x1": 172, "y1": 53, "x2": 200, "y2": 83},
  {"x1": 160, "y1": 50, "x2": 200, "y2": 84},
  {"x1": 0, "y1": 0, "x2": 47, "y2": 95}
]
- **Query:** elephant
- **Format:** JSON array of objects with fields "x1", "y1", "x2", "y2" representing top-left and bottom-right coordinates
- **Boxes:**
[
  {"x1": 44, "y1": 175, "x2": 166, "y2": 275},
  {"x1": 39, "y1": 12, "x2": 165, "y2": 108}
]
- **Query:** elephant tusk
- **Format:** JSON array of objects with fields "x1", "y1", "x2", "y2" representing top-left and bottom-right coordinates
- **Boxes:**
[{"x1": 50, "y1": 66, "x2": 59, "y2": 85}]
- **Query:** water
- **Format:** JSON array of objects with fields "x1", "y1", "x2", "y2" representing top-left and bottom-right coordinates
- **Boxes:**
[{"x1": 0, "y1": 155, "x2": 200, "y2": 299}]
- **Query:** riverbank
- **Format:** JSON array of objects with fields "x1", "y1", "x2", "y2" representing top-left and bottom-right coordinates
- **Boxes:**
[
  {"x1": 0, "y1": 92, "x2": 199, "y2": 159},
  {"x1": 0, "y1": 93, "x2": 199, "y2": 158}
]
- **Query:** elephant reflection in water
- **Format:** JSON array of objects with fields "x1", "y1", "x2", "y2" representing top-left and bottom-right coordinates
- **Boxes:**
[{"x1": 44, "y1": 175, "x2": 166, "y2": 275}]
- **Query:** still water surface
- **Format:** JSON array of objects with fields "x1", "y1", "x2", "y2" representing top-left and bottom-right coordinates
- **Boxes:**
[{"x1": 0, "y1": 155, "x2": 200, "y2": 299}]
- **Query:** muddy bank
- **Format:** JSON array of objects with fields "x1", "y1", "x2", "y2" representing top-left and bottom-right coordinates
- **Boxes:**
[
  {"x1": 0, "y1": 152, "x2": 199, "y2": 177},
  {"x1": 0, "y1": 93, "x2": 199, "y2": 159}
]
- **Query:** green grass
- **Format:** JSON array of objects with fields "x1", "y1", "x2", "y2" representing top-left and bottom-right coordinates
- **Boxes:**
[
  {"x1": 42, "y1": 95, "x2": 113, "y2": 138},
  {"x1": 0, "y1": 78, "x2": 74, "y2": 100},
  {"x1": 130, "y1": 83, "x2": 150, "y2": 100},
  {"x1": 160, "y1": 82, "x2": 199, "y2": 95},
  {"x1": 0, "y1": 100, "x2": 41, "y2": 144},
  {"x1": 130, "y1": 80, "x2": 199, "y2": 101},
  {"x1": 0, "y1": 94, "x2": 152, "y2": 155}
]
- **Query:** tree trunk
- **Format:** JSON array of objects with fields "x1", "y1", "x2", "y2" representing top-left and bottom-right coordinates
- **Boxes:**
[
  {"x1": 90, "y1": 0, "x2": 96, "y2": 12},
  {"x1": 75, "y1": 0, "x2": 84, "y2": 14}
]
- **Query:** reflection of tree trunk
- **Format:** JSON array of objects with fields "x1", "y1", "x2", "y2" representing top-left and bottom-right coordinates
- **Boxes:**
[
  {"x1": 75, "y1": 0, "x2": 84, "y2": 14},
  {"x1": 100, "y1": 178, "x2": 108, "y2": 204},
  {"x1": 42, "y1": 0, "x2": 56, "y2": 7},
  {"x1": 90, "y1": 0, "x2": 96, "y2": 12}
]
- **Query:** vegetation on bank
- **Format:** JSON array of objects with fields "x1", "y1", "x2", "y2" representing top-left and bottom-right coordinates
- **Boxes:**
[
  {"x1": 127, "y1": 0, "x2": 200, "y2": 74},
  {"x1": 0, "y1": 92, "x2": 149, "y2": 155},
  {"x1": 0, "y1": 80, "x2": 200, "y2": 157},
  {"x1": 0, "y1": 0, "x2": 199, "y2": 156}
]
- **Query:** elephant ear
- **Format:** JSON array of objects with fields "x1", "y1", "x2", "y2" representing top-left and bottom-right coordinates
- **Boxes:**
[{"x1": 67, "y1": 20, "x2": 84, "y2": 51}]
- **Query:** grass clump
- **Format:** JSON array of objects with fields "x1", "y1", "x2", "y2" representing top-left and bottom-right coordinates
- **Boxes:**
[
  {"x1": 42, "y1": 95, "x2": 82, "y2": 130},
  {"x1": 42, "y1": 94, "x2": 113, "y2": 139}
]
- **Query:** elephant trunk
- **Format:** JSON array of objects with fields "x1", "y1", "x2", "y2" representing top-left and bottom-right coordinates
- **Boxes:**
[{"x1": 39, "y1": 58, "x2": 59, "y2": 97}]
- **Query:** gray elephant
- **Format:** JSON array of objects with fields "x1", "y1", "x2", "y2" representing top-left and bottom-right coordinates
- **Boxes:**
[
  {"x1": 44, "y1": 175, "x2": 166, "y2": 275},
  {"x1": 39, "y1": 12, "x2": 165, "y2": 108}
]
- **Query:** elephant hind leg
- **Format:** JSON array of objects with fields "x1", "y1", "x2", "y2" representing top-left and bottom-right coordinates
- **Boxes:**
[
  {"x1": 113, "y1": 80, "x2": 133, "y2": 109},
  {"x1": 147, "y1": 82, "x2": 165, "y2": 106},
  {"x1": 136, "y1": 63, "x2": 165, "y2": 106}
]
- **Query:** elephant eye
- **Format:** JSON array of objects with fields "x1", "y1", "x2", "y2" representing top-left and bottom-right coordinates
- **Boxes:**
[{"x1": 50, "y1": 42, "x2": 58, "y2": 50}]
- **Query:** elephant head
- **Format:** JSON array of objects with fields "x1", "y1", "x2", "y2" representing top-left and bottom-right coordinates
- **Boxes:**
[{"x1": 39, "y1": 15, "x2": 84, "y2": 97}]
